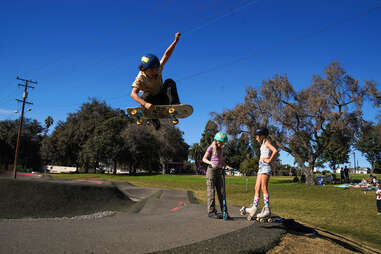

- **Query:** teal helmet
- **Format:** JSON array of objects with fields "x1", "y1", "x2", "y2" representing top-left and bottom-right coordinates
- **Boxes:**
[{"x1": 214, "y1": 132, "x2": 228, "y2": 143}]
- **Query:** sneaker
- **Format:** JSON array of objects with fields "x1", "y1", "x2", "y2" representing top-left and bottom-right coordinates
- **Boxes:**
[
  {"x1": 152, "y1": 119, "x2": 161, "y2": 130},
  {"x1": 208, "y1": 211, "x2": 222, "y2": 219}
]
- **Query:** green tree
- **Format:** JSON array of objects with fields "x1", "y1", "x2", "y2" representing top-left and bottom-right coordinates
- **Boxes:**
[
  {"x1": 189, "y1": 143, "x2": 203, "y2": 171},
  {"x1": 355, "y1": 121, "x2": 381, "y2": 173},
  {"x1": 223, "y1": 133, "x2": 253, "y2": 170},
  {"x1": 41, "y1": 98, "x2": 121, "y2": 171},
  {"x1": 83, "y1": 116, "x2": 130, "y2": 174},
  {"x1": 0, "y1": 119, "x2": 43, "y2": 171},
  {"x1": 215, "y1": 62, "x2": 379, "y2": 185},
  {"x1": 44, "y1": 116, "x2": 54, "y2": 135},
  {"x1": 239, "y1": 157, "x2": 258, "y2": 176},
  {"x1": 199, "y1": 120, "x2": 219, "y2": 152},
  {"x1": 0, "y1": 120, "x2": 17, "y2": 170},
  {"x1": 157, "y1": 122, "x2": 189, "y2": 174},
  {"x1": 121, "y1": 124, "x2": 160, "y2": 175},
  {"x1": 318, "y1": 126, "x2": 352, "y2": 172}
]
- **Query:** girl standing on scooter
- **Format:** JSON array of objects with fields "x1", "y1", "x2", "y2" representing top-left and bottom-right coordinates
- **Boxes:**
[
  {"x1": 202, "y1": 132, "x2": 233, "y2": 220},
  {"x1": 240, "y1": 127, "x2": 278, "y2": 221}
]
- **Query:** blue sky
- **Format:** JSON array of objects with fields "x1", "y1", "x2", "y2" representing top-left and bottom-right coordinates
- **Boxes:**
[{"x1": 1, "y1": 0, "x2": 380, "y2": 169}]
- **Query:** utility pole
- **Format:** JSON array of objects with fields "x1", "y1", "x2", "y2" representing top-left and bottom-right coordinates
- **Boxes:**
[{"x1": 13, "y1": 76, "x2": 37, "y2": 179}]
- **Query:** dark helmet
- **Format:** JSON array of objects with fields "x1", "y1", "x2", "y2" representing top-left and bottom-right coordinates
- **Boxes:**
[
  {"x1": 254, "y1": 127, "x2": 269, "y2": 136},
  {"x1": 139, "y1": 54, "x2": 160, "y2": 70}
]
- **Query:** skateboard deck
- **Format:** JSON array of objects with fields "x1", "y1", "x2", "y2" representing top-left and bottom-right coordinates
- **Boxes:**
[{"x1": 126, "y1": 104, "x2": 193, "y2": 125}]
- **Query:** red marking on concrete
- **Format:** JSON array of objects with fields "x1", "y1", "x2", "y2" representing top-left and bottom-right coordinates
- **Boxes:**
[
  {"x1": 18, "y1": 172, "x2": 42, "y2": 177},
  {"x1": 171, "y1": 201, "x2": 185, "y2": 211},
  {"x1": 2, "y1": 171, "x2": 42, "y2": 177},
  {"x1": 76, "y1": 179, "x2": 104, "y2": 185}
]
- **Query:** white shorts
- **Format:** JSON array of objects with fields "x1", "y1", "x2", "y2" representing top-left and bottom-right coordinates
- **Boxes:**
[{"x1": 258, "y1": 161, "x2": 272, "y2": 176}]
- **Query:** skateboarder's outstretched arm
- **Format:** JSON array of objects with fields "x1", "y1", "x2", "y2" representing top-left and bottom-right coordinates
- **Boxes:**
[{"x1": 160, "y1": 32, "x2": 181, "y2": 67}]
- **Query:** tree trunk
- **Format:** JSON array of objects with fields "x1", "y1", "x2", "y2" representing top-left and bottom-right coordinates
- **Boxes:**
[
  {"x1": 161, "y1": 159, "x2": 166, "y2": 175},
  {"x1": 303, "y1": 166, "x2": 315, "y2": 185},
  {"x1": 113, "y1": 160, "x2": 117, "y2": 175}
]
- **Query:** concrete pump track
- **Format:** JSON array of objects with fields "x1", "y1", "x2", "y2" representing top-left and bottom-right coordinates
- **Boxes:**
[{"x1": 0, "y1": 174, "x2": 374, "y2": 254}]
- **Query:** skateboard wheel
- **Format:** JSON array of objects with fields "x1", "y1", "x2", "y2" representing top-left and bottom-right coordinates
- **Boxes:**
[
  {"x1": 137, "y1": 120, "x2": 143, "y2": 125},
  {"x1": 168, "y1": 107, "x2": 176, "y2": 114},
  {"x1": 172, "y1": 119, "x2": 179, "y2": 125},
  {"x1": 247, "y1": 215, "x2": 252, "y2": 221},
  {"x1": 131, "y1": 109, "x2": 138, "y2": 115},
  {"x1": 259, "y1": 218, "x2": 265, "y2": 223},
  {"x1": 268, "y1": 218, "x2": 273, "y2": 223}
]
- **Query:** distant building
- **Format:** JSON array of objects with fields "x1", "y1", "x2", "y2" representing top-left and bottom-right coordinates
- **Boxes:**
[
  {"x1": 44, "y1": 165, "x2": 76, "y2": 173},
  {"x1": 351, "y1": 167, "x2": 370, "y2": 174},
  {"x1": 226, "y1": 170, "x2": 243, "y2": 176},
  {"x1": 334, "y1": 167, "x2": 370, "y2": 174}
]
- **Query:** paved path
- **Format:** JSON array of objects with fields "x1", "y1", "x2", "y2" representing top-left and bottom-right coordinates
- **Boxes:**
[{"x1": 0, "y1": 176, "x2": 287, "y2": 254}]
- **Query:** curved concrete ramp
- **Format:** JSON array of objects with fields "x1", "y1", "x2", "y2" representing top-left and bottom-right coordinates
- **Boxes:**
[
  {"x1": 0, "y1": 177, "x2": 287, "y2": 253},
  {"x1": 0, "y1": 178, "x2": 133, "y2": 219}
]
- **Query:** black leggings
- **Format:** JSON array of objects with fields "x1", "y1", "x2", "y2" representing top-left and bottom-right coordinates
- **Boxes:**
[{"x1": 141, "y1": 79, "x2": 180, "y2": 105}]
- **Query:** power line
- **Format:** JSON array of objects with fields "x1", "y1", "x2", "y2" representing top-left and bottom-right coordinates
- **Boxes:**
[
  {"x1": 31, "y1": 0, "x2": 263, "y2": 108},
  {"x1": 25, "y1": 0, "x2": 175, "y2": 76},
  {"x1": 183, "y1": 0, "x2": 262, "y2": 34},
  {"x1": 178, "y1": 4, "x2": 381, "y2": 81},
  {"x1": 29, "y1": 3, "x2": 381, "y2": 109},
  {"x1": 31, "y1": 0, "x2": 234, "y2": 82}
]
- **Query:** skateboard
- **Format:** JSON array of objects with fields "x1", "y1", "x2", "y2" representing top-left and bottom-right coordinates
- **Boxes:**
[{"x1": 126, "y1": 104, "x2": 193, "y2": 126}]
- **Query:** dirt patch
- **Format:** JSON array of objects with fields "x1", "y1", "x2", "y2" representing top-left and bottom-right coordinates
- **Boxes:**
[
  {"x1": 267, "y1": 233, "x2": 360, "y2": 254},
  {"x1": 268, "y1": 219, "x2": 362, "y2": 254},
  {"x1": 0, "y1": 178, "x2": 134, "y2": 219}
]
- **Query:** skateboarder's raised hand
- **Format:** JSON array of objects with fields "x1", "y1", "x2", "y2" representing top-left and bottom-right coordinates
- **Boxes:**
[{"x1": 160, "y1": 32, "x2": 181, "y2": 67}]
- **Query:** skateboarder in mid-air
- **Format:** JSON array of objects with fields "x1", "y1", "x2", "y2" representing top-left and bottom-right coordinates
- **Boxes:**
[{"x1": 130, "y1": 32, "x2": 181, "y2": 130}]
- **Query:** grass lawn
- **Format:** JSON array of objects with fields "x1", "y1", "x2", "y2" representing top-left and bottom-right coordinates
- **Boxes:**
[{"x1": 52, "y1": 173, "x2": 381, "y2": 250}]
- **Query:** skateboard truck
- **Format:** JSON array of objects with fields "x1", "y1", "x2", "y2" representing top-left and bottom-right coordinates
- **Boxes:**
[
  {"x1": 168, "y1": 107, "x2": 179, "y2": 125},
  {"x1": 131, "y1": 109, "x2": 144, "y2": 125}
]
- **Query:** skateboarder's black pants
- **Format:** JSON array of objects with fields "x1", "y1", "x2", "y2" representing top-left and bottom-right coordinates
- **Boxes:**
[
  {"x1": 377, "y1": 200, "x2": 381, "y2": 213},
  {"x1": 206, "y1": 167, "x2": 227, "y2": 214},
  {"x1": 141, "y1": 79, "x2": 180, "y2": 105}
]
